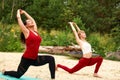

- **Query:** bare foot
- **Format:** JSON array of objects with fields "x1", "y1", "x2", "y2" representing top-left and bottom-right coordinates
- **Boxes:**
[
  {"x1": 93, "y1": 73, "x2": 102, "y2": 78},
  {"x1": 55, "y1": 65, "x2": 58, "y2": 71},
  {"x1": 1, "y1": 69, "x2": 5, "y2": 74}
]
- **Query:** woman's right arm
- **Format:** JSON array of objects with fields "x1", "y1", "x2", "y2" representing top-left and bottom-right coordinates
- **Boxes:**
[
  {"x1": 16, "y1": 9, "x2": 29, "y2": 38},
  {"x1": 69, "y1": 22, "x2": 82, "y2": 47}
]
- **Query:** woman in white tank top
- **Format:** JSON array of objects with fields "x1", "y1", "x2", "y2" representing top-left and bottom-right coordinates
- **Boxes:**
[{"x1": 57, "y1": 22, "x2": 103, "y2": 78}]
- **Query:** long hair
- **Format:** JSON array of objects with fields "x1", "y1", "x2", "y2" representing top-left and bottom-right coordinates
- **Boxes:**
[
  {"x1": 20, "y1": 32, "x2": 25, "y2": 44},
  {"x1": 20, "y1": 21, "x2": 26, "y2": 44}
]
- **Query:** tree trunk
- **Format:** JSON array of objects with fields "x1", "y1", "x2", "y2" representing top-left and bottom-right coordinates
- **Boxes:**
[
  {"x1": 39, "y1": 45, "x2": 81, "y2": 54},
  {"x1": 2, "y1": 0, "x2": 4, "y2": 10},
  {"x1": 39, "y1": 46, "x2": 100, "y2": 59},
  {"x1": 11, "y1": 0, "x2": 15, "y2": 19}
]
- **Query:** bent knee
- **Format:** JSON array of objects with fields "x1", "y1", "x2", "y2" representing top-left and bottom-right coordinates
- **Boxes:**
[
  {"x1": 98, "y1": 56, "x2": 103, "y2": 61},
  {"x1": 15, "y1": 73, "x2": 22, "y2": 78},
  {"x1": 69, "y1": 70, "x2": 74, "y2": 74},
  {"x1": 49, "y1": 56, "x2": 55, "y2": 61}
]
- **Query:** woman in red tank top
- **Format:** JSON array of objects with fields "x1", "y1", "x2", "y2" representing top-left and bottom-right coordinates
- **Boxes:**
[{"x1": 2, "y1": 9, "x2": 56, "y2": 80}]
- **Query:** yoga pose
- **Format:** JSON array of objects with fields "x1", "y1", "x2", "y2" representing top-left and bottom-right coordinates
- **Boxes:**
[
  {"x1": 57, "y1": 22, "x2": 103, "y2": 78},
  {"x1": 2, "y1": 9, "x2": 55, "y2": 80}
]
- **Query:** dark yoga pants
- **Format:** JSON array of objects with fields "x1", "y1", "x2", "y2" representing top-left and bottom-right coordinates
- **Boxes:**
[{"x1": 4, "y1": 55, "x2": 56, "y2": 79}]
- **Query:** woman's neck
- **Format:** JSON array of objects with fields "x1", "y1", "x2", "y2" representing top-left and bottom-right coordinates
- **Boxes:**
[
  {"x1": 28, "y1": 28, "x2": 38, "y2": 36},
  {"x1": 28, "y1": 27, "x2": 34, "y2": 31},
  {"x1": 81, "y1": 38, "x2": 86, "y2": 42}
]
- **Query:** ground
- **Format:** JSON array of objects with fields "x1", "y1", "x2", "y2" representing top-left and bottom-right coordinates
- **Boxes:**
[{"x1": 0, "y1": 52, "x2": 120, "y2": 80}]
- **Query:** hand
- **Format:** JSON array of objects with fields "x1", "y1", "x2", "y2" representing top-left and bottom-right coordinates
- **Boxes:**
[
  {"x1": 68, "y1": 22, "x2": 72, "y2": 24},
  {"x1": 72, "y1": 22, "x2": 76, "y2": 24},
  {"x1": 68, "y1": 22, "x2": 76, "y2": 25},
  {"x1": 20, "y1": 9, "x2": 25, "y2": 14},
  {"x1": 17, "y1": 9, "x2": 20, "y2": 18}
]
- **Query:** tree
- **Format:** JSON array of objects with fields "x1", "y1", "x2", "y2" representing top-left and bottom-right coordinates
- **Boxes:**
[
  {"x1": 0, "y1": 0, "x2": 33, "y2": 23},
  {"x1": 0, "y1": 0, "x2": 119, "y2": 33}
]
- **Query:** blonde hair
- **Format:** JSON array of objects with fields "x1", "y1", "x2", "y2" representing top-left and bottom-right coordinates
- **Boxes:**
[
  {"x1": 78, "y1": 30, "x2": 85, "y2": 35},
  {"x1": 78, "y1": 30, "x2": 85, "y2": 38}
]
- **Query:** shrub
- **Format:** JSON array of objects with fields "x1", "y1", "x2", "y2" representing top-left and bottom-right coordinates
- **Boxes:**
[
  {"x1": 0, "y1": 23, "x2": 23, "y2": 52},
  {"x1": 40, "y1": 27, "x2": 74, "y2": 46},
  {"x1": 88, "y1": 33, "x2": 116, "y2": 57},
  {"x1": 0, "y1": 23, "x2": 118, "y2": 57}
]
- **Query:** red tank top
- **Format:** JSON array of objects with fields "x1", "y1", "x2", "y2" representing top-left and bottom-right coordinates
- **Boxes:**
[{"x1": 23, "y1": 30, "x2": 42, "y2": 60}]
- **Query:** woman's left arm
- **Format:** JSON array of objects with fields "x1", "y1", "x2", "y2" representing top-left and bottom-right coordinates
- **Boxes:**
[{"x1": 21, "y1": 10, "x2": 37, "y2": 32}]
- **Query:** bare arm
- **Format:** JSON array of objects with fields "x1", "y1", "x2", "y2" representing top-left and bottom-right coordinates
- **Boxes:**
[
  {"x1": 68, "y1": 22, "x2": 82, "y2": 47},
  {"x1": 16, "y1": 9, "x2": 29, "y2": 38},
  {"x1": 72, "y1": 22, "x2": 81, "y2": 32},
  {"x1": 21, "y1": 10, "x2": 37, "y2": 32}
]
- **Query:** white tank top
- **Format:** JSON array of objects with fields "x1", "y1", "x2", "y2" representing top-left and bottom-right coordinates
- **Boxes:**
[{"x1": 81, "y1": 41, "x2": 92, "y2": 54}]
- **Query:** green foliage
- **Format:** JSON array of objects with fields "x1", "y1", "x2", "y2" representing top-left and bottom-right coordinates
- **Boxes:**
[
  {"x1": 26, "y1": 0, "x2": 65, "y2": 30},
  {"x1": 88, "y1": 33, "x2": 116, "y2": 57},
  {"x1": 0, "y1": 23, "x2": 119, "y2": 60},
  {"x1": 0, "y1": 0, "x2": 119, "y2": 33},
  {"x1": 0, "y1": 23, "x2": 23, "y2": 52},
  {"x1": 73, "y1": 17, "x2": 86, "y2": 30},
  {"x1": 0, "y1": 0, "x2": 34, "y2": 24},
  {"x1": 0, "y1": 0, "x2": 119, "y2": 60},
  {"x1": 110, "y1": 26, "x2": 120, "y2": 50},
  {"x1": 73, "y1": 17, "x2": 90, "y2": 34},
  {"x1": 0, "y1": 24, "x2": 75, "y2": 52},
  {"x1": 40, "y1": 26, "x2": 74, "y2": 46}
]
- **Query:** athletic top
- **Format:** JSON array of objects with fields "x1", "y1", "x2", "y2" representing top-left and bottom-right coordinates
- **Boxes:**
[
  {"x1": 23, "y1": 30, "x2": 42, "y2": 60},
  {"x1": 81, "y1": 41, "x2": 92, "y2": 54}
]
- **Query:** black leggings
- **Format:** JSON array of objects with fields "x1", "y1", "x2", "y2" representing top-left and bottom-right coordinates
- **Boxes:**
[{"x1": 4, "y1": 55, "x2": 56, "y2": 79}]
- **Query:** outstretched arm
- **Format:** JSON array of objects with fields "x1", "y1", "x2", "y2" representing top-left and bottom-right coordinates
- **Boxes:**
[
  {"x1": 72, "y1": 22, "x2": 81, "y2": 32},
  {"x1": 68, "y1": 22, "x2": 82, "y2": 46},
  {"x1": 21, "y1": 10, "x2": 37, "y2": 32},
  {"x1": 17, "y1": 9, "x2": 29, "y2": 39}
]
